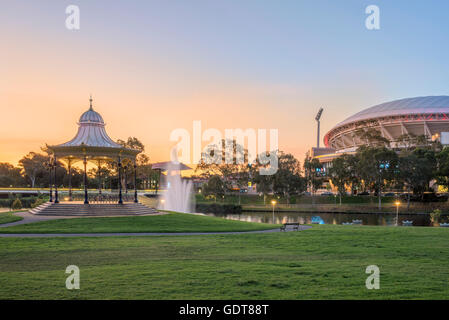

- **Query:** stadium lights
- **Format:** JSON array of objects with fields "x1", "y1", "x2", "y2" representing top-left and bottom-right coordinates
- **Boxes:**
[{"x1": 315, "y1": 108, "x2": 324, "y2": 148}]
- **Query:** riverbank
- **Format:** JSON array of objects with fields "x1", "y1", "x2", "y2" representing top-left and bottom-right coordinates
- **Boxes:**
[{"x1": 242, "y1": 207, "x2": 443, "y2": 215}]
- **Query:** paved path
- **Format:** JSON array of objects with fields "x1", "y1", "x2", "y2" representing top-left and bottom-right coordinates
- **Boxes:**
[
  {"x1": 0, "y1": 226, "x2": 311, "y2": 238},
  {"x1": 0, "y1": 211, "x2": 77, "y2": 228}
]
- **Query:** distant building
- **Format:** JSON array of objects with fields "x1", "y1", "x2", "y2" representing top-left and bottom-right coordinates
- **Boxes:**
[{"x1": 313, "y1": 96, "x2": 449, "y2": 167}]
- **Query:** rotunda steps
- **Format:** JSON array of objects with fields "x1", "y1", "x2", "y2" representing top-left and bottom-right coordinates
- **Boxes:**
[{"x1": 30, "y1": 202, "x2": 159, "y2": 216}]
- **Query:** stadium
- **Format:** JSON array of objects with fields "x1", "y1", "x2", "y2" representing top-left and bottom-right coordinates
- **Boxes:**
[{"x1": 312, "y1": 96, "x2": 449, "y2": 165}]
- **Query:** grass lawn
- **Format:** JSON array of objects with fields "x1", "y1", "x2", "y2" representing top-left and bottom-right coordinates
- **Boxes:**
[
  {"x1": 0, "y1": 211, "x2": 23, "y2": 225},
  {"x1": 0, "y1": 212, "x2": 278, "y2": 234},
  {"x1": 1, "y1": 224, "x2": 449, "y2": 299}
]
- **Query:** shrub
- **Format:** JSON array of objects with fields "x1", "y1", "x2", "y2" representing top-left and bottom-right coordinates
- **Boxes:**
[
  {"x1": 31, "y1": 197, "x2": 46, "y2": 208},
  {"x1": 11, "y1": 198, "x2": 23, "y2": 210},
  {"x1": 0, "y1": 197, "x2": 38, "y2": 209},
  {"x1": 430, "y1": 209, "x2": 441, "y2": 223}
]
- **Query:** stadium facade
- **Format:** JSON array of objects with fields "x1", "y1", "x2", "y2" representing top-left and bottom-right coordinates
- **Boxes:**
[{"x1": 312, "y1": 96, "x2": 449, "y2": 167}]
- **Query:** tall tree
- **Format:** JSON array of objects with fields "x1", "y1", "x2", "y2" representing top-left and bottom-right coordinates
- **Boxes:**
[
  {"x1": 329, "y1": 155, "x2": 353, "y2": 205},
  {"x1": 356, "y1": 146, "x2": 398, "y2": 209},
  {"x1": 303, "y1": 156, "x2": 323, "y2": 205},
  {"x1": 196, "y1": 139, "x2": 249, "y2": 194},
  {"x1": 435, "y1": 147, "x2": 449, "y2": 194},
  {"x1": 272, "y1": 152, "x2": 305, "y2": 206},
  {"x1": 18, "y1": 152, "x2": 49, "y2": 188},
  {"x1": 117, "y1": 137, "x2": 147, "y2": 190},
  {"x1": 399, "y1": 149, "x2": 436, "y2": 209},
  {"x1": 251, "y1": 161, "x2": 273, "y2": 205},
  {"x1": 202, "y1": 175, "x2": 225, "y2": 202},
  {"x1": 0, "y1": 163, "x2": 25, "y2": 187}
]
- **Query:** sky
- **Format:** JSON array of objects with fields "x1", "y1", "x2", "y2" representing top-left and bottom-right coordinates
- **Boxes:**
[{"x1": 2, "y1": 0, "x2": 449, "y2": 167}]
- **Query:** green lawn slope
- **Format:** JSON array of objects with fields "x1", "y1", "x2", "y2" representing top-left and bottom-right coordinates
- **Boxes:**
[{"x1": 0, "y1": 212, "x2": 278, "y2": 234}]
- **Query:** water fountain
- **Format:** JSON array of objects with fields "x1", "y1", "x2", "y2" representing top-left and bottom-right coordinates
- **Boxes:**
[{"x1": 158, "y1": 150, "x2": 194, "y2": 213}]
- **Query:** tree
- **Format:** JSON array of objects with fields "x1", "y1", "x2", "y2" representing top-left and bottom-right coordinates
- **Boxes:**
[
  {"x1": 251, "y1": 163, "x2": 273, "y2": 205},
  {"x1": 62, "y1": 166, "x2": 84, "y2": 189},
  {"x1": 435, "y1": 147, "x2": 449, "y2": 193},
  {"x1": 137, "y1": 154, "x2": 156, "y2": 190},
  {"x1": 117, "y1": 137, "x2": 147, "y2": 190},
  {"x1": 399, "y1": 149, "x2": 436, "y2": 209},
  {"x1": 0, "y1": 163, "x2": 24, "y2": 187},
  {"x1": 202, "y1": 175, "x2": 225, "y2": 201},
  {"x1": 397, "y1": 133, "x2": 441, "y2": 152},
  {"x1": 272, "y1": 152, "x2": 305, "y2": 206},
  {"x1": 117, "y1": 137, "x2": 145, "y2": 152},
  {"x1": 329, "y1": 155, "x2": 352, "y2": 205},
  {"x1": 18, "y1": 152, "x2": 49, "y2": 188},
  {"x1": 303, "y1": 156, "x2": 323, "y2": 205},
  {"x1": 356, "y1": 146, "x2": 398, "y2": 209},
  {"x1": 233, "y1": 165, "x2": 250, "y2": 204},
  {"x1": 196, "y1": 139, "x2": 249, "y2": 195},
  {"x1": 354, "y1": 127, "x2": 390, "y2": 147}
]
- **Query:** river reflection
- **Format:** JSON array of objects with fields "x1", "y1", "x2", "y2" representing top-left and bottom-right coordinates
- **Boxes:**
[{"x1": 204, "y1": 211, "x2": 448, "y2": 227}]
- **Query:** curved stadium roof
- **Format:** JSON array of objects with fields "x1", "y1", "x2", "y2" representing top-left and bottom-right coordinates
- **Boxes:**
[
  {"x1": 323, "y1": 96, "x2": 449, "y2": 151},
  {"x1": 334, "y1": 96, "x2": 449, "y2": 128}
]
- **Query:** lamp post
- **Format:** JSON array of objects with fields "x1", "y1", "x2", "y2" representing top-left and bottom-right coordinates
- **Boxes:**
[
  {"x1": 118, "y1": 156, "x2": 123, "y2": 204},
  {"x1": 134, "y1": 162, "x2": 138, "y2": 203},
  {"x1": 395, "y1": 201, "x2": 400, "y2": 226},
  {"x1": 124, "y1": 164, "x2": 128, "y2": 194},
  {"x1": 271, "y1": 200, "x2": 277, "y2": 223},
  {"x1": 46, "y1": 161, "x2": 53, "y2": 203},
  {"x1": 53, "y1": 156, "x2": 59, "y2": 204},
  {"x1": 83, "y1": 156, "x2": 89, "y2": 204}
]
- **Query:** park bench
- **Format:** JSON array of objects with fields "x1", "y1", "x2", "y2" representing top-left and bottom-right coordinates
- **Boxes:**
[{"x1": 280, "y1": 222, "x2": 300, "y2": 232}]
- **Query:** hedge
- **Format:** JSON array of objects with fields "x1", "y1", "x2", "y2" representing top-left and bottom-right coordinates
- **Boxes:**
[
  {"x1": 0, "y1": 196, "x2": 46, "y2": 209},
  {"x1": 195, "y1": 203, "x2": 242, "y2": 214}
]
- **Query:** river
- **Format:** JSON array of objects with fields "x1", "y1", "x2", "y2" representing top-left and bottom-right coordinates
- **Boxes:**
[{"x1": 204, "y1": 211, "x2": 447, "y2": 227}]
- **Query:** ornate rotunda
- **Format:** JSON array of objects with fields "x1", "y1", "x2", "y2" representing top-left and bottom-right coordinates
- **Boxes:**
[{"x1": 47, "y1": 97, "x2": 141, "y2": 205}]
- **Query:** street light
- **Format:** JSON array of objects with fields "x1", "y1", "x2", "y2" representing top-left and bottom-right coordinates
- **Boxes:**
[
  {"x1": 160, "y1": 198, "x2": 165, "y2": 209},
  {"x1": 395, "y1": 201, "x2": 400, "y2": 226},
  {"x1": 271, "y1": 200, "x2": 277, "y2": 223}
]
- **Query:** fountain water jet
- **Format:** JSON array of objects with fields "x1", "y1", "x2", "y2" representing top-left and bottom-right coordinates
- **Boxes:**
[{"x1": 158, "y1": 150, "x2": 194, "y2": 213}]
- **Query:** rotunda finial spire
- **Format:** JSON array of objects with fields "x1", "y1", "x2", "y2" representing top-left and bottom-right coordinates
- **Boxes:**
[{"x1": 89, "y1": 95, "x2": 93, "y2": 110}]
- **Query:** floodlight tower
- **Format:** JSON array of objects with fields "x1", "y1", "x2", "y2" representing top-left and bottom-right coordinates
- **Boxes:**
[{"x1": 315, "y1": 108, "x2": 324, "y2": 148}]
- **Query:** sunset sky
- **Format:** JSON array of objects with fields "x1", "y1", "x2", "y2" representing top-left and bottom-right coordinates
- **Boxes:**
[{"x1": 2, "y1": 1, "x2": 449, "y2": 166}]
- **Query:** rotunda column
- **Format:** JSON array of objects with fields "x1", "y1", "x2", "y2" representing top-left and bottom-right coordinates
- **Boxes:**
[
  {"x1": 97, "y1": 160, "x2": 102, "y2": 195},
  {"x1": 118, "y1": 156, "x2": 123, "y2": 204},
  {"x1": 68, "y1": 160, "x2": 72, "y2": 201},
  {"x1": 124, "y1": 164, "x2": 128, "y2": 194},
  {"x1": 83, "y1": 156, "x2": 89, "y2": 204},
  {"x1": 134, "y1": 160, "x2": 138, "y2": 203},
  {"x1": 54, "y1": 156, "x2": 59, "y2": 204},
  {"x1": 48, "y1": 161, "x2": 53, "y2": 202}
]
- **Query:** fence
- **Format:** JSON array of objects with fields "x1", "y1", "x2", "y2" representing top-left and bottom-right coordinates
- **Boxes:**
[{"x1": 65, "y1": 193, "x2": 136, "y2": 203}]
